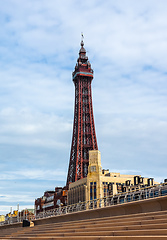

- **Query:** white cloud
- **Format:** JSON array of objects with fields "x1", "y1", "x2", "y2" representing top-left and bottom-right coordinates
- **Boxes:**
[
  {"x1": 0, "y1": 169, "x2": 66, "y2": 181},
  {"x1": 0, "y1": 107, "x2": 72, "y2": 149}
]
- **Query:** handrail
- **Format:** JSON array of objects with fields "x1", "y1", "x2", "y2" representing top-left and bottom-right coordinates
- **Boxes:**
[
  {"x1": 35, "y1": 182, "x2": 167, "y2": 220},
  {"x1": 1, "y1": 182, "x2": 167, "y2": 225}
]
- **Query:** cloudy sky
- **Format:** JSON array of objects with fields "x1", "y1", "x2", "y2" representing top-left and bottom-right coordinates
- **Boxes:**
[{"x1": 0, "y1": 0, "x2": 167, "y2": 215}]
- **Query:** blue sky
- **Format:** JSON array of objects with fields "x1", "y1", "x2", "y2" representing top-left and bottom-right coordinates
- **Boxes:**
[{"x1": 0, "y1": 0, "x2": 167, "y2": 215}]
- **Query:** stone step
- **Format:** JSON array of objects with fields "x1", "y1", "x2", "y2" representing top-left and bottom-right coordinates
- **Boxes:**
[
  {"x1": 3, "y1": 218, "x2": 167, "y2": 238},
  {"x1": 33, "y1": 213, "x2": 167, "y2": 229},
  {"x1": 16, "y1": 222, "x2": 167, "y2": 234},
  {"x1": 2, "y1": 236, "x2": 167, "y2": 240},
  {"x1": 1, "y1": 210, "x2": 167, "y2": 239},
  {"x1": 37, "y1": 213, "x2": 166, "y2": 224},
  {"x1": 8, "y1": 229, "x2": 167, "y2": 238},
  {"x1": 1, "y1": 221, "x2": 167, "y2": 238},
  {"x1": 31, "y1": 219, "x2": 164, "y2": 232},
  {"x1": 0, "y1": 228, "x2": 22, "y2": 233},
  {"x1": 37, "y1": 209, "x2": 167, "y2": 223},
  {"x1": 33, "y1": 210, "x2": 167, "y2": 229},
  {"x1": 30, "y1": 217, "x2": 167, "y2": 233}
]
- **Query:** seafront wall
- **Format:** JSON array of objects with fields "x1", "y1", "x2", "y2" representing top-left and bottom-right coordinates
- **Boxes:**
[
  {"x1": 1, "y1": 195, "x2": 167, "y2": 230},
  {"x1": 34, "y1": 195, "x2": 167, "y2": 225}
]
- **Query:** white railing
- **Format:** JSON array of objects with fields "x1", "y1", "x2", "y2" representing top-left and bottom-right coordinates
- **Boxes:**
[
  {"x1": 1, "y1": 182, "x2": 167, "y2": 225},
  {"x1": 35, "y1": 182, "x2": 167, "y2": 220}
]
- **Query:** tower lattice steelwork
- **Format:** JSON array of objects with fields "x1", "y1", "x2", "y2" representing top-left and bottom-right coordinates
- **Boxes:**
[{"x1": 67, "y1": 40, "x2": 98, "y2": 185}]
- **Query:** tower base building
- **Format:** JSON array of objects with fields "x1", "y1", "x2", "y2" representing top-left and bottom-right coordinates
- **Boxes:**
[{"x1": 68, "y1": 150, "x2": 158, "y2": 205}]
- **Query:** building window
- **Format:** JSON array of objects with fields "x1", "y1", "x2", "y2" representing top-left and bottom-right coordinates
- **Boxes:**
[
  {"x1": 90, "y1": 166, "x2": 96, "y2": 172},
  {"x1": 90, "y1": 182, "x2": 96, "y2": 200},
  {"x1": 94, "y1": 182, "x2": 96, "y2": 199},
  {"x1": 90, "y1": 182, "x2": 93, "y2": 200},
  {"x1": 103, "y1": 182, "x2": 109, "y2": 197}
]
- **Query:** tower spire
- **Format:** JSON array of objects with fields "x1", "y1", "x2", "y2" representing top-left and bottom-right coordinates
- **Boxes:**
[
  {"x1": 81, "y1": 32, "x2": 84, "y2": 41},
  {"x1": 66, "y1": 40, "x2": 98, "y2": 186},
  {"x1": 80, "y1": 32, "x2": 85, "y2": 49}
]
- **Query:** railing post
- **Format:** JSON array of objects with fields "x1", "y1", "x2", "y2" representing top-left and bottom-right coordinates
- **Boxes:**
[
  {"x1": 149, "y1": 189, "x2": 151, "y2": 198},
  {"x1": 99, "y1": 198, "x2": 101, "y2": 208},
  {"x1": 58, "y1": 206, "x2": 61, "y2": 215}
]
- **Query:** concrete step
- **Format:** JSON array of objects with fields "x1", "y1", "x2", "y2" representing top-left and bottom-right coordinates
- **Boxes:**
[
  {"x1": 31, "y1": 219, "x2": 164, "y2": 232},
  {"x1": 1, "y1": 223, "x2": 167, "y2": 238},
  {"x1": 33, "y1": 210, "x2": 167, "y2": 229},
  {"x1": 25, "y1": 224, "x2": 167, "y2": 234},
  {"x1": 1, "y1": 210, "x2": 167, "y2": 239},
  {"x1": 29, "y1": 218, "x2": 167, "y2": 233},
  {"x1": 37, "y1": 213, "x2": 165, "y2": 224},
  {"x1": 1, "y1": 236, "x2": 166, "y2": 240},
  {"x1": 17, "y1": 222, "x2": 167, "y2": 234},
  {"x1": 33, "y1": 213, "x2": 167, "y2": 230},
  {"x1": 8, "y1": 229, "x2": 167, "y2": 238},
  {"x1": 0, "y1": 229, "x2": 23, "y2": 238},
  {"x1": 37, "y1": 209, "x2": 167, "y2": 223},
  {"x1": 3, "y1": 218, "x2": 167, "y2": 238},
  {"x1": 2, "y1": 236, "x2": 167, "y2": 240},
  {"x1": 0, "y1": 228, "x2": 22, "y2": 233}
]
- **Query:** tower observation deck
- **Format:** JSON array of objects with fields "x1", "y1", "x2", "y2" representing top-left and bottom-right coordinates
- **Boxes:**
[{"x1": 66, "y1": 40, "x2": 98, "y2": 186}]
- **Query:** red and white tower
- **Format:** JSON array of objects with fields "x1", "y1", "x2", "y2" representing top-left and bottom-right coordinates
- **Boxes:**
[{"x1": 66, "y1": 40, "x2": 98, "y2": 185}]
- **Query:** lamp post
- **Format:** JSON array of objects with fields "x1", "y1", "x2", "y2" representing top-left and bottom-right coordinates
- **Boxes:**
[
  {"x1": 17, "y1": 203, "x2": 19, "y2": 222},
  {"x1": 10, "y1": 207, "x2": 12, "y2": 224}
]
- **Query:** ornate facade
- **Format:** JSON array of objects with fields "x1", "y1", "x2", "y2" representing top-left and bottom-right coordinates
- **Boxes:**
[{"x1": 68, "y1": 150, "x2": 158, "y2": 205}]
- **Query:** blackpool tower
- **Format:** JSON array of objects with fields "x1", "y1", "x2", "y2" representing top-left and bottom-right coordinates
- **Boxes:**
[{"x1": 66, "y1": 39, "x2": 98, "y2": 185}]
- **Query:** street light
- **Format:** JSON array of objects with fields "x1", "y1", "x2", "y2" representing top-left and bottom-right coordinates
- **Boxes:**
[
  {"x1": 17, "y1": 203, "x2": 19, "y2": 222},
  {"x1": 10, "y1": 207, "x2": 12, "y2": 224}
]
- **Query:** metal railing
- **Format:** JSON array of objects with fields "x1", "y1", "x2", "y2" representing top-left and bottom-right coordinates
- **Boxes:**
[
  {"x1": 36, "y1": 182, "x2": 167, "y2": 220},
  {"x1": 0, "y1": 211, "x2": 31, "y2": 226},
  {"x1": 1, "y1": 182, "x2": 167, "y2": 225}
]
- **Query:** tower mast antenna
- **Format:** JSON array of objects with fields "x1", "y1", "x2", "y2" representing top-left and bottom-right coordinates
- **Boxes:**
[{"x1": 81, "y1": 32, "x2": 84, "y2": 42}]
